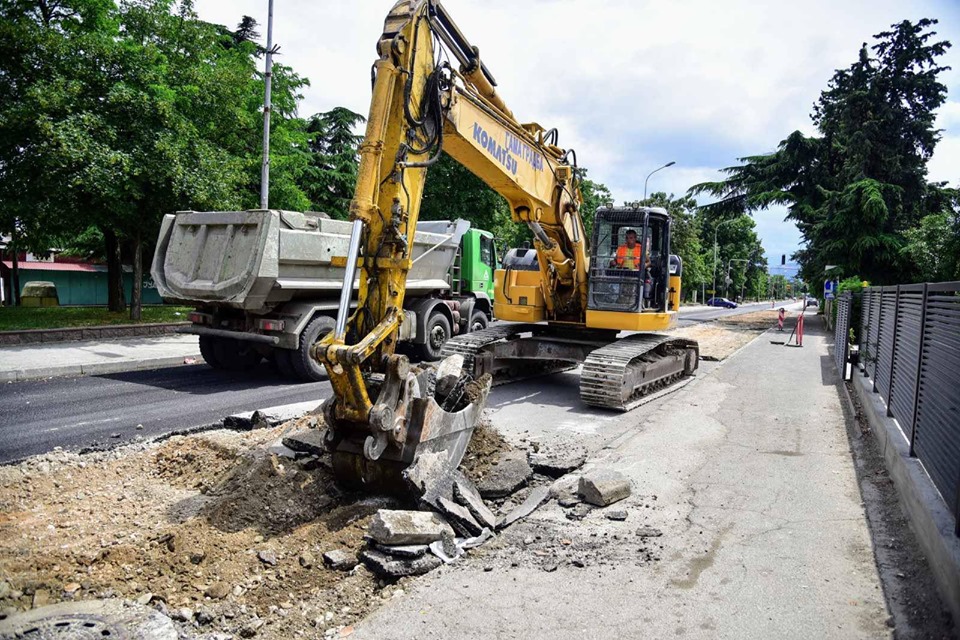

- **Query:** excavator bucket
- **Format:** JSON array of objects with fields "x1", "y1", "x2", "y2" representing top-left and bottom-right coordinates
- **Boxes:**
[{"x1": 327, "y1": 354, "x2": 491, "y2": 494}]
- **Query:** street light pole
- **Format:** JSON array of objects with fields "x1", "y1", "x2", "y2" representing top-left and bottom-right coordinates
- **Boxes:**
[
  {"x1": 711, "y1": 218, "x2": 736, "y2": 301},
  {"x1": 643, "y1": 161, "x2": 675, "y2": 201},
  {"x1": 260, "y1": 0, "x2": 276, "y2": 210}
]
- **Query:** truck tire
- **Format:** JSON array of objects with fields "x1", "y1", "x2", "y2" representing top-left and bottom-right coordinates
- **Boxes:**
[
  {"x1": 212, "y1": 337, "x2": 263, "y2": 371},
  {"x1": 416, "y1": 311, "x2": 451, "y2": 362},
  {"x1": 291, "y1": 315, "x2": 335, "y2": 381},
  {"x1": 469, "y1": 310, "x2": 489, "y2": 333},
  {"x1": 199, "y1": 336, "x2": 222, "y2": 368}
]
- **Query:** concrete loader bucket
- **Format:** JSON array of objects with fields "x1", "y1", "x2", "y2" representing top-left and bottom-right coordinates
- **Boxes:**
[{"x1": 324, "y1": 354, "x2": 491, "y2": 495}]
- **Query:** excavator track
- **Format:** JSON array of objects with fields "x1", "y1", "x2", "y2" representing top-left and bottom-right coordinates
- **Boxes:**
[
  {"x1": 440, "y1": 323, "x2": 582, "y2": 385},
  {"x1": 579, "y1": 334, "x2": 699, "y2": 412}
]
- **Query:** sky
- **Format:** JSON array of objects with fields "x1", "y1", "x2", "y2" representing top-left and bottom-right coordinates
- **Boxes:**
[{"x1": 194, "y1": 0, "x2": 960, "y2": 272}]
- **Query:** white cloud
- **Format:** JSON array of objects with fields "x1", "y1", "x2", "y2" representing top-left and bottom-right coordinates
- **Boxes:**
[{"x1": 193, "y1": 0, "x2": 960, "y2": 257}]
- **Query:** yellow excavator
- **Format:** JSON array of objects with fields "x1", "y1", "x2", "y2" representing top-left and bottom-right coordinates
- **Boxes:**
[{"x1": 314, "y1": 0, "x2": 698, "y2": 489}]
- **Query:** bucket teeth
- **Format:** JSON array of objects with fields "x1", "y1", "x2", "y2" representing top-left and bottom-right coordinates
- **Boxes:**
[{"x1": 330, "y1": 355, "x2": 491, "y2": 493}]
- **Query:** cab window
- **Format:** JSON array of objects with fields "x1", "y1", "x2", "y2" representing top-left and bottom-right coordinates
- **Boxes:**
[{"x1": 480, "y1": 235, "x2": 495, "y2": 268}]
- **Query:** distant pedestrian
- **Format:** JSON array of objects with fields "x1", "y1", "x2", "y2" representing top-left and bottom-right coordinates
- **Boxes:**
[{"x1": 778, "y1": 308, "x2": 785, "y2": 331}]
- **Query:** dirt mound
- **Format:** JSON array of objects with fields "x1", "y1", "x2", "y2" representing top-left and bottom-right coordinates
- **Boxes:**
[
  {"x1": 460, "y1": 418, "x2": 511, "y2": 484},
  {"x1": 0, "y1": 424, "x2": 393, "y2": 639}
]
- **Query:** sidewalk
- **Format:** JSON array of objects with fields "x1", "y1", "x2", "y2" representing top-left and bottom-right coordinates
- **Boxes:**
[
  {"x1": 0, "y1": 334, "x2": 201, "y2": 382},
  {"x1": 353, "y1": 320, "x2": 891, "y2": 639}
]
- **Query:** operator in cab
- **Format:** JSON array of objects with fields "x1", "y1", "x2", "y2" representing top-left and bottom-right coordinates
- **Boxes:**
[{"x1": 610, "y1": 229, "x2": 644, "y2": 270}]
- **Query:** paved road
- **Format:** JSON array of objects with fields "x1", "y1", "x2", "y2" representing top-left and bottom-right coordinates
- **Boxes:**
[
  {"x1": 0, "y1": 300, "x2": 792, "y2": 463},
  {"x1": 678, "y1": 299, "x2": 791, "y2": 324},
  {"x1": 0, "y1": 365, "x2": 330, "y2": 463}
]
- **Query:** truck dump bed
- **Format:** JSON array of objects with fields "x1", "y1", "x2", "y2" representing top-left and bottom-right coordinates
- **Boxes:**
[{"x1": 151, "y1": 210, "x2": 468, "y2": 310}]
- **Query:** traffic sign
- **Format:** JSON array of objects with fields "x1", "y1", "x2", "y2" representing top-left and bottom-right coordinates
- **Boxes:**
[{"x1": 824, "y1": 279, "x2": 836, "y2": 300}]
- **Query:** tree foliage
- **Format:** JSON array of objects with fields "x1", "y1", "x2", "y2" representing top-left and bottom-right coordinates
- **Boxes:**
[
  {"x1": 303, "y1": 107, "x2": 365, "y2": 218},
  {"x1": 690, "y1": 19, "x2": 951, "y2": 285}
]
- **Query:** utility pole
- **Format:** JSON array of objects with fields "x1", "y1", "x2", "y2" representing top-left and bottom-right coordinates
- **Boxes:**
[
  {"x1": 260, "y1": 0, "x2": 275, "y2": 210},
  {"x1": 711, "y1": 218, "x2": 736, "y2": 300},
  {"x1": 643, "y1": 161, "x2": 675, "y2": 201}
]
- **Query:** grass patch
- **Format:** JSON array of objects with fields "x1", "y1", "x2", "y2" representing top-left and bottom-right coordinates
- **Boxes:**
[{"x1": 0, "y1": 306, "x2": 192, "y2": 331}]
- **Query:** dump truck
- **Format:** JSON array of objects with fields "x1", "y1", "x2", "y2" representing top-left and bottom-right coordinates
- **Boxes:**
[{"x1": 150, "y1": 209, "x2": 498, "y2": 380}]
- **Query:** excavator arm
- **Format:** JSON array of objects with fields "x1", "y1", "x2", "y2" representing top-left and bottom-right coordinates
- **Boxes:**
[{"x1": 314, "y1": 0, "x2": 589, "y2": 487}]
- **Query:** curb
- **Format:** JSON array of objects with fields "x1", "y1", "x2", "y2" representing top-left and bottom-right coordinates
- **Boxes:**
[
  {"x1": 1, "y1": 354, "x2": 203, "y2": 382},
  {"x1": 0, "y1": 322, "x2": 190, "y2": 346},
  {"x1": 843, "y1": 367, "x2": 960, "y2": 625}
]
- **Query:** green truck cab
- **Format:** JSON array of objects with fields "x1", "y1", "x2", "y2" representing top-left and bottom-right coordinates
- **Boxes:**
[{"x1": 457, "y1": 228, "x2": 498, "y2": 300}]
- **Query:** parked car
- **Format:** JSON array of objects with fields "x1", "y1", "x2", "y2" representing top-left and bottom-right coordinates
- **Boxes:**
[
  {"x1": 805, "y1": 296, "x2": 819, "y2": 308},
  {"x1": 707, "y1": 297, "x2": 738, "y2": 309}
]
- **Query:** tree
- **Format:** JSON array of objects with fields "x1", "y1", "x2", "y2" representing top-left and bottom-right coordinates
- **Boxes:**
[
  {"x1": 303, "y1": 107, "x2": 365, "y2": 217},
  {"x1": 690, "y1": 19, "x2": 951, "y2": 286},
  {"x1": 577, "y1": 169, "x2": 613, "y2": 236}
]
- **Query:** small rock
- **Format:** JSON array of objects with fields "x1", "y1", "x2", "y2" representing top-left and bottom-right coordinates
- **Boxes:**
[
  {"x1": 0, "y1": 581, "x2": 10, "y2": 599},
  {"x1": 523, "y1": 536, "x2": 535, "y2": 545},
  {"x1": 174, "y1": 607, "x2": 194, "y2": 622},
  {"x1": 31, "y1": 589, "x2": 50, "y2": 608},
  {"x1": 885, "y1": 616, "x2": 895, "y2": 628},
  {"x1": 190, "y1": 551, "x2": 206, "y2": 564},
  {"x1": 566, "y1": 503, "x2": 593, "y2": 520},
  {"x1": 196, "y1": 608, "x2": 215, "y2": 625},
  {"x1": 570, "y1": 558, "x2": 585, "y2": 568},
  {"x1": 110, "y1": 433, "x2": 121, "y2": 439},
  {"x1": 240, "y1": 619, "x2": 265, "y2": 637},
  {"x1": 232, "y1": 585, "x2": 245, "y2": 597},
  {"x1": 634, "y1": 526, "x2": 663, "y2": 538},
  {"x1": 136, "y1": 424, "x2": 144, "y2": 430},
  {"x1": 136, "y1": 592, "x2": 153, "y2": 606},
  {"x1": 578, "y1": 469, "x2": 631, "y2": 506},
  {"x1": 483, "y1": 565, "x2": 494, "y2": 572},
  {"x1": 299, "y1": 551, "x2": 315, "y2": 569},
  {"x1": 322, "y1": 550, "x2": 358, "y2": 571},
  {"x1": 367, "y1": 510, "x2": 454, "y2": 545},
  {"x1": 205, "y1": 582, "x2": 230, "y2": 599},
  {"x1": 605, "y1": 510, "x2": 628, "y2": 521},
  {"x1": 557, "y1": 494, "x2": 580, "y2": 508},
  {"x1": 63, "y1": 582, "x2": 81, "y2": 594},
  {"x1": 542, "y1": 562, "x2": 558, "y2": 572},
  {"x1": 257, "y1": 550, "x2": 278, "y2": 566},
  {"x1": 434, "y1": 354, "x2": 465, "y2": 399}
]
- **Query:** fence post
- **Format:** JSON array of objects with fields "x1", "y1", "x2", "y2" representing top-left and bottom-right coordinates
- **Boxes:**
[
  {"x1": 885, "y1": 285, "x2": 901, "y2": 417},
  {"x1": 862, "y1": 290, "x2": 871, "y2": 378},
  {"x1": 872, "y1": 289, "x2": 885, "y2": 393},
  {"x1": 908, "y1": 283, "x2": 929, "y2": 458}
]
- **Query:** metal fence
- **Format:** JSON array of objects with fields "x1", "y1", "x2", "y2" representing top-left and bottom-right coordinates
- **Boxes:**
[{"x1": 837, "y1": 282, "x2": 960, "y2": 532}]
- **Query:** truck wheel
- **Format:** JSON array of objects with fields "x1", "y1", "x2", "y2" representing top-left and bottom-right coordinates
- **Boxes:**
[
  {"x1": 212, "y1": 337, "x2": 263, "y2": 371},
  {"x1": 199, "y1": 336, "x2": 222, "y2": 368},
  {"x1": 291, "y1": 315, "x2": 335, "y2": 381},
  {"x1": 469, "y1": 310, "x2": 489, "y2": 333},
  {"x1": 416, "y1": 311, "x2": 451, "y2": 362}
]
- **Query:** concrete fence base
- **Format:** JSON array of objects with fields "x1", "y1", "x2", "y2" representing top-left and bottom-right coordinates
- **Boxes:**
[{"x1": 0, "y1": 322, "x2": 189, "y2": 346}]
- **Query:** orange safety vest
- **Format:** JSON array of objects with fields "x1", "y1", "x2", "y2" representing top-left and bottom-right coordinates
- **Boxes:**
[{"x1": 615, "y1": 245, "x2": 642, "y2": 269}]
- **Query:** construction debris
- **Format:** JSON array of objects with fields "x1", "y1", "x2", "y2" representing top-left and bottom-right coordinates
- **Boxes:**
[
  {"x1": 499, "y1": 486, "x2": 550, "y2": 530},
  {"x1": 436, "y1": 496, "x2": 484, "y2": 537},
  {"x1": 452, "y1": 472, "x2": 497, "y2": 530},
  {"x1": 367, "y1": 510, "x2": 455, "y2": 546},
  {"x1": 359, "y1": 549, "x2": 443, "y2": 579},
  {"x1": 529, "y1": 447, "x2": 587, "y2": 478},
  {"x1": 370, "y1": 543, "x2": 429, "y2": 559},
  {"x1": 282, "y1": 429, "x2": 328, "y2": 457},
  {"x1": 477, "y1": 449, "x2": 532, "y2": 498},
  {"x1": 578, "y1": 469, "x2": 632, "y2": 506}
]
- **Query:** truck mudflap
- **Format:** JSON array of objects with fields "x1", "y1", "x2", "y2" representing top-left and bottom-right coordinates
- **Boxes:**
[{"x1": 325, "y1": 354, "x2": 491, "y2": 493}]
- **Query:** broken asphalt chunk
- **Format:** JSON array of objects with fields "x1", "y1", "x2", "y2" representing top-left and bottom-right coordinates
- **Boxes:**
[
  {"x1": 437, "y1": 496, "x2": 483, "y2": 537},
  {"x1": 499, "y1": 486, "x2": 550, "y2": 530},
  {"x1": 529, "y1": 448, "x2": 587, "y2": 478},
  {"x1": 452, "y1": 472, "x2": 497, "y2": 530},
  {"x1": 281, "y1": 429, "x2": 328, "y2": 456},
  {"x1": 578, "y1": 469, "x2": 631, "y2": 506},
  {"x1": 360, "y1": 549, "x2": 442, "y2": 578},
  {"x1": 367, "y1": 509, "x2": 454, "y2": 546},
  {"x1": 635, "y1": 526, "x2": 663, "y2": 538},
  {"x1": 370, "y1": 543, "x2": 429, "y2": 559},
  {"x1": 477, "y1": 450, "x2": 532, "y2": 499}
]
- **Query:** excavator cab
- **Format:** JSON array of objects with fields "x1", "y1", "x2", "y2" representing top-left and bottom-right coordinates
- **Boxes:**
[{"x1": 587, "y1": 206, "x2": 672, "y2": 312}]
